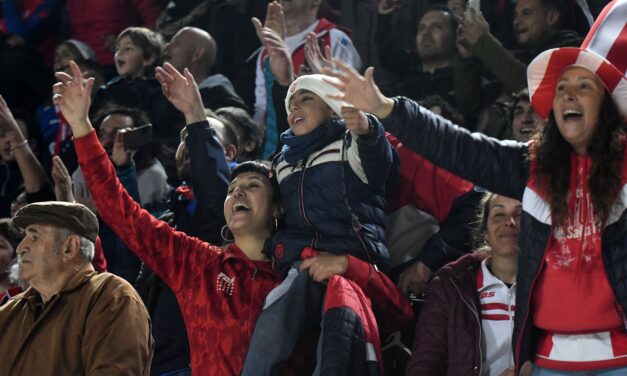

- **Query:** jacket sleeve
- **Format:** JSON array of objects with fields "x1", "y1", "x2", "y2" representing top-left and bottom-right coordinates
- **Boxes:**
[
  {"x1": 82, "y1": 286, "x2": 153, "y2": 375},
  {"x1": 75, "y1": 130, "x2": 222, "y2": 294},
  {"x1": 185, "y1": 120, "x2": 230, "y2": 243},
  {"x1": 415, "y1": 189, "x2": 483, "y2": 272},
  {"x1": 347, "y1": 115, "x2": 399, "y2": 196},
  {"x1": 474, "y1": 33, "x2": 527, "y2": 93},
  {"x1": 406, "y1": 275, "x2": 450, "y2": 375},
  {"x1": 343, "y1": 255, "x2": 413, "y2": 333},
  {"x1": 381, "y1": 97, "x2": 529, "y2": 200}
]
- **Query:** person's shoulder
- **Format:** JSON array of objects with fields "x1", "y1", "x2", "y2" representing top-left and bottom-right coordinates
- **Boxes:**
[{"x1": 88, "y1": 272, "x2": 142, "y2": 300}]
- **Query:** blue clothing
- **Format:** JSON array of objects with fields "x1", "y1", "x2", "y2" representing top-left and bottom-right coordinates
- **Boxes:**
[{"x1": 270, "y1": 115, "x2": 399, "y2": 273}]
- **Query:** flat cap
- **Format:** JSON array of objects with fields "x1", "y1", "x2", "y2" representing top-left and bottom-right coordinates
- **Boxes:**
[{"x1": 12, "y1": 201, "x2": 99, "y2": 242}]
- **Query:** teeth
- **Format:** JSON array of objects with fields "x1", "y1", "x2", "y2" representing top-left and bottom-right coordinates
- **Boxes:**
[
  {"x1": 563, "y1": 109, "x2": 582, "y2": 116},
  {"x1": 233, "y1": 203, "x2": 250, "y2": 212}
]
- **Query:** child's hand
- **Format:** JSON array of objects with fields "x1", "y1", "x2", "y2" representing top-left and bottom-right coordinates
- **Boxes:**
[
  {"x1": 300, "y1": 253, "x2": 348, "y2": 282},
  {"x1": 52, "y1": 60, "x2": 95, "y2": 138},
  {"x1": 342, "y1": 107, "x2": 371, "y2": 136},
  {"x1": 322, "y1": 59, "x2": 395, "y2": 119},
  {"x1": 155, "y1": 62, "x2": 205, "y2": 124}
]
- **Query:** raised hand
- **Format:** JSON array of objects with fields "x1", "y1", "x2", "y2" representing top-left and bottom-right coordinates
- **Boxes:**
[
  {"x1": 253, "y1": 1, "x2": 285, "y2": 40},
  {"x1": 0, "y1": 95, "x2": 27, "y2": 146},
  {"x1": 458, "y1": 8, "x2": 490, "y2": 51},
  {"x1": 252, "y1": 13, "x2": 294, "y2": 86},
  {"x1": 52, "y1": 156, "x2": 75, "y2": 203},
  {"x1": 304, "y1": 33, "x2": 333, "y2": 75},
  {"x1": 342, "y1": 107, "x2": 370, "y2": 136},
  {"x1": 111, "y1": 130, "x2": 134, "y2": 167},
  {"x1": 155, "y1": 62, "x2": 205, "y2": 124},
  {"x1": 252, "y1": 19, "x2": 294, "y2": 86},
  {"x1": 322, "y1": 59, "x2": 395, "y2": 119},
  {"x1": 52, "y1": 60, "x2": 95, "y2": 138}
]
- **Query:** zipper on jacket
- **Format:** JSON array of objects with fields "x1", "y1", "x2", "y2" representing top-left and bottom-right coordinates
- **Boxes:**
[
  {"x1": 450, "y1": 277, "x2": 482, "y2": 375},
  {"x1": 297, "y1": 158, "x2": 320, "y2": 248}
]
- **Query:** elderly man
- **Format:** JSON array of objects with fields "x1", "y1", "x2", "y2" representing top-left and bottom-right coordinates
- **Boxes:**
[
  {"x1": 163, "y1": 26, "x2": 247, "y2": 112},
  {"x1": 0, "y1": 201, "x2": 153, "y2": 375}
]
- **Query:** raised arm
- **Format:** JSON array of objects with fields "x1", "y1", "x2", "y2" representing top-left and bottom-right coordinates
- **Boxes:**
[
  {"x1": 322, "y1": 60, "x2": 529, "y2": 199},
  {"x1": 53, "y1": 61, "x2": 221, "y2": 293},
  {"x1": 0, "y1": 95, "x2": 49, "y2": 194}
]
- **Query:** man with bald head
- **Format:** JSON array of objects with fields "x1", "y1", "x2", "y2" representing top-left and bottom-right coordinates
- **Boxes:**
[{"x1": 163, "y1": 27, "x2": 248, "y2": 111}]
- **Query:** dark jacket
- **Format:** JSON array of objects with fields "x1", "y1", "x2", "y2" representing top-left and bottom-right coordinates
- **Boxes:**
[
  {"x1": 198, "y1": 74, "x2": 248, "y2": 112},
  {"x1": 271, "y1": 116, "x2": 399, "y2": 273},
  {"x1": 407, "y1": 252, "x2": 486, "y2": 375},
  {"x1": 381, "y1": 97, "x2": 627, "y2": 372}
]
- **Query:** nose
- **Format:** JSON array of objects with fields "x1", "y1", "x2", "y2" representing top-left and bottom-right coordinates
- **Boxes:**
[
  {"x1": 16, "y1": 240, "x2": 26, "y2": 255},
  {"x1": 233, "y1": 186, "x2": 245, "y2": 197},
  {"x1": 507, "y1": 215, "x2": 518, "y2": 227}
]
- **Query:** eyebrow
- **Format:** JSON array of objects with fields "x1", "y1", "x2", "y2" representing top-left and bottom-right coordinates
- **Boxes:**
[{"x1": 25, "y1": 227, "x2": 40, "y2": 235}]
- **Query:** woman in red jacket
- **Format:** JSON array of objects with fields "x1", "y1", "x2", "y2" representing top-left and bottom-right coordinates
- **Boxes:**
[
  {"x1": 408, "y1": 193, "x2": 521, "y2": 376},
  {"x1": 52, "y1": 61, "x2": 411, "y2": 375}
]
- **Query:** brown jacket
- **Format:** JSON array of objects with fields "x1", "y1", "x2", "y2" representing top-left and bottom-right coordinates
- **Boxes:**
[{"x1": 0, "y1": 264, "x2": 154, "y2": 375}]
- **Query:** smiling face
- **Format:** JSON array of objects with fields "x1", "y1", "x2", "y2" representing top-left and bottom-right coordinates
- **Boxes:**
[
  {"x1": 512, "y1": 99, "x2": 545, "y2": 142},
  {"x1": 552, "y1": 67, "x2": 605, "y2": 155},
  {"x1": 114, "y1": 36, "x2": 151, "y2": 78},
  {"x1": 287, "y1": 90, "x2": 335, "y2": 136},
  {"x1": 16, "y1": 224, "x2": 63, "y2": 288},
  {"x1": 485, "y1": 195, "x2": 522, "y2": 259},
  {"x1": 224, "y1": 172, "x2": 276, "y2": 239}
]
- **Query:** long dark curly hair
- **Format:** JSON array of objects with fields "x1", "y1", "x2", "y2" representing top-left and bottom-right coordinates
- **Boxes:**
[{"x1": 529, "y1": 91, "x2": 626, "y2": 227}]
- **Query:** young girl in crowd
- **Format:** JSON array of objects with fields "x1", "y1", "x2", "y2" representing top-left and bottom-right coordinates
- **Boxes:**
[
  {"x1": 408, "y1": 193, "x2": 521, "y2": 376},
  {"x1": 242, "y1": 73, "x2": 401, "y2": 374},
  {"x1": 324, "y1": 0, "x2": 627, "y2": 372}
]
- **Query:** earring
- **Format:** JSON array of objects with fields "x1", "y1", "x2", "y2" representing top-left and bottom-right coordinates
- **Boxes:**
[
  {"x1": 221, "y1": 225, "x2": 234, "y2": 242},
  {"x1": 274, "y1": 216, "x2": 279, "y2": 232}
]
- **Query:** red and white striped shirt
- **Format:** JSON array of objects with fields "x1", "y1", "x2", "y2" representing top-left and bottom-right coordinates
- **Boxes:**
[{"x1": 476, "y1": 258, "x2": 516, "y2": 376}]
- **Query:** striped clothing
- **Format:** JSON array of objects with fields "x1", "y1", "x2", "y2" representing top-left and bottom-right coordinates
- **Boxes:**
[{"x1": 476, "y1": 259, "x2": 516, "y2": 376}]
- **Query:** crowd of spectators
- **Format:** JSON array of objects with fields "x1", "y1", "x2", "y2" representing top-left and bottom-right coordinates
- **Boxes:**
[{"x1": 0, "y1": 0, "x2": 623, "y2": 375}]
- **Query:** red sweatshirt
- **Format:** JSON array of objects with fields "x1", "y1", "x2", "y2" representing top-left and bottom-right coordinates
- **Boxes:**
[{"x1": 75, "y1": 130, "x2": 411, "y2": 374}]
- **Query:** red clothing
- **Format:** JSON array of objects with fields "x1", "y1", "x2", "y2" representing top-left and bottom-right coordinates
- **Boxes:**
[
  {"x1": 531, "y1": 153, "x2": 627, "y2": 371},
  {"x1": 75, "y1": 131, "x2": 280, "y2": 375},
  {"x1": 66, "y1": 0, "x2": 161, "y2": 65},
  {"x1": 92, "y1": 236, "x2": 107, "y2": 272}
]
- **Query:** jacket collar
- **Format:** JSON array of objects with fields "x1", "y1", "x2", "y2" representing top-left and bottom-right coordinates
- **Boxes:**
[
  {"x1": 438, "y1": 252, "x2": 486, "y2": 281},
  {"x1": 223, "y1": 242, "x2": 276, "y2": 275},
  {"x1": 19, "y1": 263, "x2": 97, "y2": 304}
]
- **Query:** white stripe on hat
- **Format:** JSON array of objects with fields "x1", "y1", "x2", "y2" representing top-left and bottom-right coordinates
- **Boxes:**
[
  {"x1": 585, "y1": 0, "x2": 627, "y2": 62},
  {"x1": 528, "y1": 50, "x2": 555, "y2": 99}
]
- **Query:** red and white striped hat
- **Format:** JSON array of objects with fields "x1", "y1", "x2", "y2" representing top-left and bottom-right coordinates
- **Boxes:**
[{"x1": 527, "y1": 0, "x2": 627, "y2": 119}]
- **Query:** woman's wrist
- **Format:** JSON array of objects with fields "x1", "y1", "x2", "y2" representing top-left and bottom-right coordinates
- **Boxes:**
[
  {"x1": 373, "y1": 97, "x2": 395, "y2": 119},
  {"x1": 10, "y1": 139, "x2": 28, "y2": 152}
]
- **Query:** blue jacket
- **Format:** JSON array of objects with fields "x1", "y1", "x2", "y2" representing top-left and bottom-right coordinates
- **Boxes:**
[
  {"x1": 270, "y1": 116, "x2": 399, "y2": 272},
  {"x1": 382, "y1": 96, "x2": 627, "y2": 373}
]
